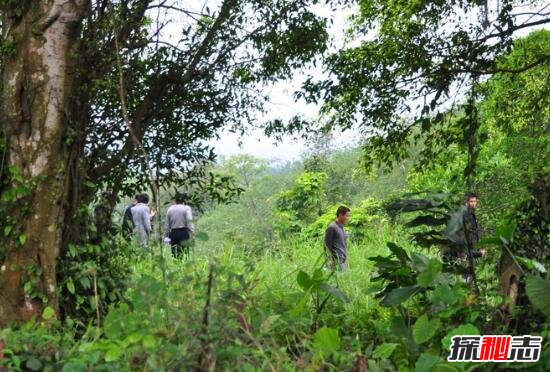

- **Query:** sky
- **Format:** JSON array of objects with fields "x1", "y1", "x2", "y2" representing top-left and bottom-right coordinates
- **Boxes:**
[
  {"x1": 209, "y1": 4, "x2": 354, "y2": 163},
  {"x1": 156, "y1": 0, "x2": 355, "y2": 163},
  {"x1": 157, "y1": 0, "x2": 549, "y2": 164}
]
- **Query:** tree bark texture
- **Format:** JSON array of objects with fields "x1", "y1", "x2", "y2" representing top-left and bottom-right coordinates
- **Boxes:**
[{"x1": 0, "y1": 0, "x2": 87, "y2": 325}]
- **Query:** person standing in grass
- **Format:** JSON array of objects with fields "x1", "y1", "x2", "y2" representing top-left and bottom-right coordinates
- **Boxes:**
[
  {"x1": 131, "y1": 193, "x2": 153, "y2": 247},
  {"x1": 444, "y1": 193, "x2": 486, "y2": 285},
  {"x1": 324, "y1": 206, "x2": 351, "y2": 271},
  {"x1": 121, "y1": 194, "x2": 138, "y2": 239},
  {"x1": 164, "y1": 193, "x2": 195, "y2": 257}
]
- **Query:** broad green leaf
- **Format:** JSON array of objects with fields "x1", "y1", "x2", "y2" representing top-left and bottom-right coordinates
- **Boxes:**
[
  {"x1": 18, "y1": 234, "x2": 27, "y2": 245},
  {"x1": 66, "y1": 278, "x2": 76, "y2": 294},
  {"x1": 105, "y1": 347, "x2": 122, "y2": 362},
  {"x1": 25, "y1": 357, "x2": 42, "y2": 371},
  {"x1": 123, "y1": 332, "x2": 142, "y2": 345},
  {"x1": 414, "y1": 353, "x2": 442, "y2": 372},
  {"x1": 312, "y1": 268, "x2": 324, "y2": 281},
  {"x1": 405, "y1": 215, "x2": 447, "y2": 228},
  {"x1": 516, "y1": 257, "x2": 547, "y2": 274},
  {"x1": 318, "y1": 283, "x2": 350, "y2": 303},
  {"x1": 62, "y1": 361, "x2": 87, "y2": 372},
  {"x1": 387, "y1": 242, "x2": 410, "y2": 263},
  {"x1": 417, "y1": 258, "x2": 442, "y2": 287},
  {"x1": 441, "y1": 324, "x2": 479, "y2": 350},
  {"x1": 431, "y1": 284, "x2": 457, "y2": 306},
  {"x1": 381, "y1": 285, "x2": 421, "y2": 307},
  {"x1": 288, "y1": 293, "x2": 309, "y2": 318},
  {"x1": 525, "y1": 275, "x2": 550, "y2": 318},
  {"x1": 297, "y1": 270, "x2": 312, "y2": 291},
  {"x1": 496, "y1": 223, "x2": 515, "y2": 242},
  {"x1": 42, "y1": 306, "x2": 55, "y2": 320},
  {"x1": 312, "y1": 327, "x2": 340, "y2": 358},
  {"x1": 412, "y1": 314, "x2": 441, "y2": 344},
  {"x1": 411, "y1": 252, "x2": 429, "y2": 272},
  {"x1": 372, "y1": 343, "x2": 398, "y2": 359}
]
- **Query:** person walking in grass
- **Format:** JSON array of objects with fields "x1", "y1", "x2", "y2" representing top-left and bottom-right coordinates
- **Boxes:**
[
  {"x1": 164, "y1": 193, "x2": 194, "y2": 257},
  {"x1": 131, "y1": 193, "x2": 153, "y2": 247},
  {"x1": 324, "y1": 206, "x2": 351, "y2": 271},
  {"x1": 121, "y1": 194, "x2": 138, "y2": 239}
]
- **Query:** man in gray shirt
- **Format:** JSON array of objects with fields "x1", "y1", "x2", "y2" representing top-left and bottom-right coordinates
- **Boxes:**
[
  {"x1": 324, "y1": 206, "x2": 351, "y2": 271},
  {"x1": 131, "y1": 193, "x2": 153, "y2": 247},
  {"x1": 164, "y1": 193, "x2": 194, "y2": 257}
]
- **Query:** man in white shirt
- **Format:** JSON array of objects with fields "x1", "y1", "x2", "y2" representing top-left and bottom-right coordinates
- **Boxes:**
[
  {"x1": 131, "y1": 193, "x2": 152, "y2": 247},
  {"x1": 164, "y1": 193, "x2": 194, "y2": 257}
]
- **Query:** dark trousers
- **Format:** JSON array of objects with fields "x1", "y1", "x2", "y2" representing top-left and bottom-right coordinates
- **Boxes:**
[{"x1": 169, "y1": 227, "x2": 191, "y2": 257}]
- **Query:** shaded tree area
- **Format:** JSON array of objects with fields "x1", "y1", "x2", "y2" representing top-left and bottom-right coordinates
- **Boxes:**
[
  {"x1": 0, "y1": 0, "x2": 330, "y2": 324},
  {"x1": 282, "y1": 0, "x2": 550, "y2": 178}
]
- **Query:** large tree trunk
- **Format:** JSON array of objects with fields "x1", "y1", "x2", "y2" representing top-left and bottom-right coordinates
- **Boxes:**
[{"x1": 0, "y1": 0, "x2": 87, "y2": 325}]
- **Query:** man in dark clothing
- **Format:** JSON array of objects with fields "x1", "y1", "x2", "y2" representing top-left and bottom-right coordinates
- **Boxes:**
[
  {"x1": 121, "y1": 195, "x2": 138, "y2": 239},
  {"x1": 444, "y1": 193, "x2": 486, "y2": 284},
  {"x1": 164, "y1": 193, "x2": 194, "y2": 257},
  {"x1": 324, "y1": 206, "x2": 351, "y2": 271}
]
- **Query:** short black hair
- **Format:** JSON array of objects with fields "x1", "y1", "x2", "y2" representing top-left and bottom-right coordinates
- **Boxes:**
[
  {"x1": 465, "y1": 192, "x2": 478, "y2": 200},
  {"x1": 336, "y1": 206, "x2": 350, "y2": 217},
  {"x1": 175, "y1": 193, "x2": 186, "y2": 204},
  {"x1": 136, "y1": 193, "x2": 149, "y2": 204}
]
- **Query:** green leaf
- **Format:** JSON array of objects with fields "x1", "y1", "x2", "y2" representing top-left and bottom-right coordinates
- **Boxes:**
[
  {"x1": 297, "y1": 270, "x2": 312, "y2": 291},
  {"x1": 312, "y1": 268, "x2": 324, "y2": 281},
  {"x1": 414, "y1": 353, "x2": 442, "y2": 372},
  {"x1": 18, "y1": 234, "x2": 27, "y2": 245},
  {"x1": 496, "y1": 223, "x2": 515, "y2": 242},
  {"x1": 411, "y1": 252, "x2": 429, "y2": 272},
  {"x1": 412, "y1": 314, "x2": 441, "y2": 344},
  {"x1": 381, "y1": 285, "x2": 421, "y2": 307},
  {"x1": 124, "y1": 332, "x2": 142, "y2": 345},
  {"x1": 66, "y1": 278, "x2": 76, "y2": 294},
  {"x1": 312, "y1": 327, "x2": 340, "y2": 358},
  {"x1": 23, "y1": 281, "x2": 32, "y2": 294},
  {"x1": 372, "y1": 343, "x2": 398, "y2": 359},
  {"x1": 289, "y1": 293, "x2": 309, "y2": 318},
  {"x1": 62, "y1": 361, "x2": 87, "y2": 372},
  {"x1": 405, "y1": 215, "x2": 447, "y2": 228},
  {"x1": 25, "y1": 357, "x2": 42, "y2": 371},
  {"x1": 105, "y1": 347, "x2": 122, "y2": 362},
  {"x1": 431, "y1": 284, "x2": 457, "y2": 306},
  {"x1": 387, "y1": 242, "x2": 410, "y2": 263},
  {"x1": 142, "y1": 334, "x2": 156, "y2": 349},
  {"x1": 318, "y1": 283, "x2": 350, "y2": 303},
  {"x1": 42, "y1": 306, "x2": 56, "y2": 320},
  {"x1": 4, "y1": 225, "x2": 12, "y2": 236},
  {"x1": 442, "y1": 324, "x2": 479, "y2": 350},
  {"x1": 417, "y1": 258, "x2": 442, "y2": 288},
  {"x1": 516, "y1": 257, "x2": 547, "y2": 274},
  {"x1": 79, "y1": 276, "x2": 91, "y2": 289},
  {"x1": 525, "y1": 275, "x2": 550, "y2": 318}
]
